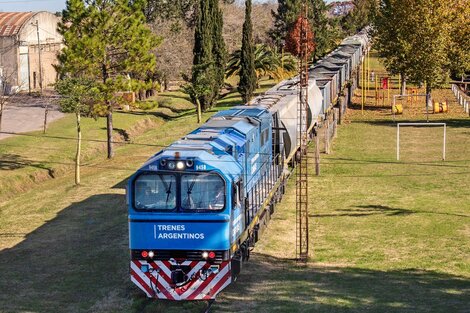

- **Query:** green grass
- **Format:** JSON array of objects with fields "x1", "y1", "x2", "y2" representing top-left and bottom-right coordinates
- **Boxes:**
[
  {"x1": 0, "y1": 89, "x2": 200, "y2": 202},
  {"x1": 0, "y1": 74, "x2": 469, "y2": 313},
  {"x1": 212, "y1": 112, "x2": 470, "y2": 312}
]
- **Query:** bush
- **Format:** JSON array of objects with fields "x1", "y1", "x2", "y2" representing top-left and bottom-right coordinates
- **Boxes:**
[{"x1": 136, "y1": 100, "x2": 158, "y2": 111}]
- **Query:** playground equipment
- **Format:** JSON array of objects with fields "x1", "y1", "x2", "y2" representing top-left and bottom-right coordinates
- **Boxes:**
[
  {"x1": 433, "y1": 101, "x2": 448, "y2": 113},
  {"x1": 392, "y1": 102, "x2": 403, "y2": 114},
  {"x1": 375, "y1": 76, "x2": 390, "y2": 106}
]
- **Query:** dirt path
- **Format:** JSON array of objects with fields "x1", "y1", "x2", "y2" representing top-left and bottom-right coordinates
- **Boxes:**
[{"x1": 0, "y1": 95, "x2": 64, "y2": 140}]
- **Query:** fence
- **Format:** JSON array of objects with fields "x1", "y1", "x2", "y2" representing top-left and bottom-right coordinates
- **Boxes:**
[{"x1": 451, "y1": 84, "x2": 469, "y2": 115}]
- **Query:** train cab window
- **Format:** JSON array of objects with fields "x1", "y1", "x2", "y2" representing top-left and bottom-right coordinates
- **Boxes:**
[
  {"x1": 134, "y1": 174, "x2": 176, "y2": 210},
  {"x1": 232, "y1": 180, "x2": 243, "y2": 207},
  {"x1": 181, "y1": 173, "x2": 225, "y2": 212}
]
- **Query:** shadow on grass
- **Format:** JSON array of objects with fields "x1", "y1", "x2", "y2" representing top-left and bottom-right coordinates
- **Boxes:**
[
  {"x1": 119, "y1": 109, "x2": 196, "y2": 121},
  {"x1": 310, "y1": 204, "x2": 413, "y2": 218},
  {"x1": 2, "y1": 194, "x2": 468, "y2": 313},
  {"x1": 159, "y1": 94, "x2": 191, "y2": 101},
  {"x1": 214, "y1": 253, "x2": 470, "y2": 313},
  {"x1": 0, "y1": 153, "x2": 55, "y2": 177},
  {"x1": 362, "y1": 118, "x2": 470, "y2": 128},
  {"x1": 101, "y1": 128, "x2": 131, "y2": 142},
  {"x1": 311, "y1": 204, "x2": 470, "y2": 219},
  {"x1": 0, "y1": 193, "x2": 132, "y2": 313},
  {"x1": 348, "y1": 103, "x2": 393, "y2": 112}
]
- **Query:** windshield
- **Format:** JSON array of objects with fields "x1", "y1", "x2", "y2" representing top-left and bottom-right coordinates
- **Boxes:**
[
  {"x1": 181, "y1": 173, "x2": 225, "y2": 211},
  {"x1": 134, "y1": 174, "x2": 176, "y2": 210}
]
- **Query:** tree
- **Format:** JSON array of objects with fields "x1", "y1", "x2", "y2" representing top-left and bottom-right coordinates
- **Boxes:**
[
  {"x1": 226, "y1": 44, "x2": 297, "y2": 84},
  {"x1": 238, "y1": 0, "x2": 257, "y2": 103},
  {"x1": 271, "y1": 0, "x2": 301, "y2": 49},
  {"x1": 0, "y1": 70, "x2": 19, "y2": 133},
  {"x1": 405, "y1": 0, "x2": 451, "y2": 108},
  {"x1": 373, "y1": 0, "x2": 410, "y2": 94},
  {"x1": 346, "y1": 0, "x2": 378, "y2": 35},
  {"x1": 285, "y1": 15, "x2": 315, "y2": 58},
  {"x1": 341, "y1": 0, "x2": 378, "y2": 35},
  {"x1": 271, "y1": 0, "x2": 336, "y2": 59},
  {"x1": 373, "y1": 0, "x2": 453, "y2": 108},
  {"x1": 58, "y1": 0, "x2": 158, "y2": 159},
  {"x1": 55, "y1": 78, "x2": 100, "y2": 185},
  {"x1": 310, "y1": 0, "x2": 336, "y2": 59},
  {"x1": 139, "y1": 0, "x2": 198, "y2": 24},
  {"x1": 448, "y1": 0, "x2": 470, "y2": 80},
  {"x1": 191, "y1": 0, "x2": 227, "y2": 112},
  {"x1": 212, "y1": 0, "x2": 227, "y2": 100},
  {"x1": 181, "y1": 65, "x2": 212, "y2": 123}
]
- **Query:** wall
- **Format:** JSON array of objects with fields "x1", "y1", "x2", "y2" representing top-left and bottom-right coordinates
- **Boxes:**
[
  {"x1": 0, "y1": 36, "x2": 19, "y2": 89},
  {"x1": 19, "y1": 11, "x2": 62, "y2": 91}
]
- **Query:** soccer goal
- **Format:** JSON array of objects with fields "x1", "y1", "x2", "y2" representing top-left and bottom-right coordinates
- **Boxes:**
[{"x1": 396, "y1": 123, "x2": 446, "y2": 161}]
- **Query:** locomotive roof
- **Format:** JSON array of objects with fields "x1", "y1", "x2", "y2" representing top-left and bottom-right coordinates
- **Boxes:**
[{"x1": 202, "y1": 118, "x2": 258, "y2": 134}]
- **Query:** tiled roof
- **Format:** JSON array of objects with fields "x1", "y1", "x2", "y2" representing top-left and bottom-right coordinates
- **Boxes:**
[{"x1": 0, "y1": 12, "x2": 34, "y2": 37}]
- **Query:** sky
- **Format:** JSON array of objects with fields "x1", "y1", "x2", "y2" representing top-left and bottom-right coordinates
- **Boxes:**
[{"x1": 0, "y1": 0, "x2": 340, "y2": 13}]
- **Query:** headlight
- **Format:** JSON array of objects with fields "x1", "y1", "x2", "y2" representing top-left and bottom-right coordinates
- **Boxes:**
[
  {"x1": 176, "y1": 161, "x2": 185, "y2": 170},
  {"x1": 148, "y1": 251, "x2": 155, "y2": 258},
  {"x1": 202, "y1": 251, "x2": 209, "y2": 259},
  {"x1": 167, "y1": 161, "x2": 176, "y2": 170}
]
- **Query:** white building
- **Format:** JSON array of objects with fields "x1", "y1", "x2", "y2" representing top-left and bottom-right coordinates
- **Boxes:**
[{"x1": 0, "y1": 11, "x2": 63, "y2": 93}]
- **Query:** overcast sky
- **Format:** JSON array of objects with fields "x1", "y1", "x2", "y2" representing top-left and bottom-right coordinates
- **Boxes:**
[{"x1": 0, "y1": 0, "x2": 340, "y2": 13}]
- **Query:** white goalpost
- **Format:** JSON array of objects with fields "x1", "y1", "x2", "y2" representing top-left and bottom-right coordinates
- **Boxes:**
[{"x1": 396, "y1": 123, "x2": 447, "y2": 161}]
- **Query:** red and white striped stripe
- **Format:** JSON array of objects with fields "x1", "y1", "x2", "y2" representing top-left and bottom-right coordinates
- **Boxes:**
[{"x1": 130, "y1": 259, "x2": 232, "y2": 300}]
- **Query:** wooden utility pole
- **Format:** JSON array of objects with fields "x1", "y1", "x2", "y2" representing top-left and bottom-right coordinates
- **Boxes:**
[
  {"x1": 315, "y1": 132, "x2": 320, "y2": 176},
  {"x1": 34, "y1": 20, "x2": 48, "y2": 134},
  {"x1": 34, "y1": 21, "x2": 43, "y2": 94}
]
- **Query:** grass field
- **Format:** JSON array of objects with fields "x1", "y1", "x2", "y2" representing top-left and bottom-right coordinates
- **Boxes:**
[{"x1": 0, "y1": 67, "x2": 469, "y2": 313}]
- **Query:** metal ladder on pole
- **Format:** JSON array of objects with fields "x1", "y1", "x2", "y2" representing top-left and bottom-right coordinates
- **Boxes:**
[{"x1": 296, "y1": 2, "x2": 310, "y2": 262}]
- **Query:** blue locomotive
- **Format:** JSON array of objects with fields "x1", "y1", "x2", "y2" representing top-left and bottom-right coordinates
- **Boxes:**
[{"x1": 127, "y1": 31, "x2": 369, "y2": 300}]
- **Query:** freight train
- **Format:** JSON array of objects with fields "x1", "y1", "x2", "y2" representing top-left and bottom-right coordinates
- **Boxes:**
[{"x1": 127, "y1": 31, "x2": 369, "y2": 301}]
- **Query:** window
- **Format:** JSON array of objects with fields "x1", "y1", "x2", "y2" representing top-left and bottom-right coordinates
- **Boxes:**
[
  {"x1": 134, "y1": 174, "x2": 176, "y2": 210},
  {"x1": 181, "y1": 173, "x2": 225, "y2": 211},
  {"x1": 260, "y1": 129, "x2": 269, "y2": 146}
]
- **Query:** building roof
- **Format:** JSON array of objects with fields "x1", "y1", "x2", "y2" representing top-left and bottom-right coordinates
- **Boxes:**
[{"x1": 0, "y1": 12, "x2": 34, "y2": 37}]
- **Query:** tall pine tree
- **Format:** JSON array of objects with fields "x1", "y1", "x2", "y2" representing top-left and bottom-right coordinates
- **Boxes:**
[
  {"x1": 271, "y1": 0, "x2": 301, "y2": 49},
  {"x1": 58, "y1": 0, "x2": 158, "y2": 158},
  {"x1": 238, "y1": 0, "x2": 257, "y2": 103},
  {"x1": 211, "y1": 0, "x2": 227, "y2": 100},
  {"x1": 192, "y1": 0, "x2": 226, "y2": 111}
]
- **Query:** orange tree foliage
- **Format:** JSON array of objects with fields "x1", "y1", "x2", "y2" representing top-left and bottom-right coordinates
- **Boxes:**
[{"x1": 284, "y1": 16, "x2": 315, "y2": 58}]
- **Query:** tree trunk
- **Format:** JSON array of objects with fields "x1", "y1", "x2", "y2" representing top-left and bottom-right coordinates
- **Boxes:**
[
  {"x1": 196, "y1": 98, "x2": 202, "y2": 123},
  {"x1": 315, "y1": 132, "x2": 320, "y2": 176},
  {"x1": 0, "y1": 101, "x2": 4, "y2": 132},
  {"x1": 400, "y1": 73, "x2": 407, "y2": 96},
  {"x1": 425, "y1": 83, "x2": 432, "y2": 122},
  {"x1": 75, "y1": 112, "x2": 81, "y2": 185},
  {"x1": 107, "y1": 110, "x2": 114, "y2": 159},
  {"x1": 43, "y1": 102, "x2": 49, "y2": 134}
]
